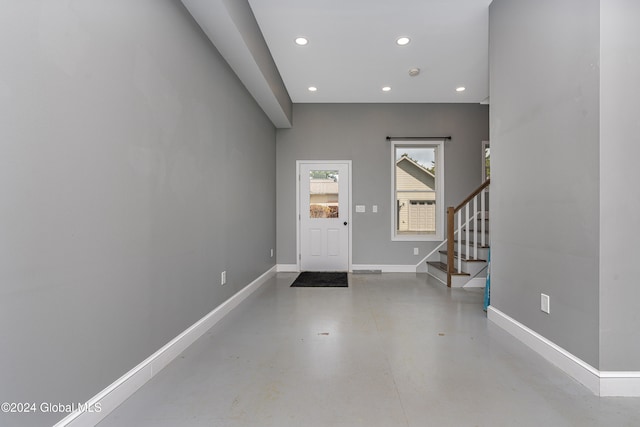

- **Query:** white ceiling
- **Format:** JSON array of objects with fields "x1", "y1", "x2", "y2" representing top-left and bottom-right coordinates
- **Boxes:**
[{"x1": 248, "y1": 0, "x2": 492, "y2": 104}]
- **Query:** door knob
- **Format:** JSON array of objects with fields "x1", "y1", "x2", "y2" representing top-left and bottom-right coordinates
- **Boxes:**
[{"x1": 344, "y1": 221, "x2": 348, "y2": 226}]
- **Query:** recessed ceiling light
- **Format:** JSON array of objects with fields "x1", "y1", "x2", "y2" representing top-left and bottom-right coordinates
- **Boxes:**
[
  {"x1": 382, "y1": 86, "x2": 391, "y2": 92},
  {"x1": 308, "y1": 86, "x2": 317, "y2": 92},
  {"x1": 456, "y1": 86, "x2": 466, "y2": 92},
  {"x1": 295, "y1": 37, "x2": 308, "y2": 46},
  {"x1": 396, "y1": 37, "x2": 411, "y2": 46}
]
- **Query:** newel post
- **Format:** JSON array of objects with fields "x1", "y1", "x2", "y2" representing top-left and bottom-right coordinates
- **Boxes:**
[{"x1": 446, "y1": 206, "x2": 455, "y2": 287}]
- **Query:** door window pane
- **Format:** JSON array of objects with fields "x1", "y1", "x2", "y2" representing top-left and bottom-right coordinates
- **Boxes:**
[{"x1": 309, "y1": 170, "x2": 339, "y2": 218}]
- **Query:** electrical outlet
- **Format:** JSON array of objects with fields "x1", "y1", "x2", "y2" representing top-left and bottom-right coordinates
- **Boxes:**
[
  {"x1": 270, "y1": 248, "x2": 274, "y2": 258},
  {"x1": 541, "y1": 293, "x2": 550, "y2": 314},
  {"x1": 414, "y1": 247, "x2": 419, "y2": 255},
  {"x1": 221, "y1": 271, "x2": 226, "y2": 285}
]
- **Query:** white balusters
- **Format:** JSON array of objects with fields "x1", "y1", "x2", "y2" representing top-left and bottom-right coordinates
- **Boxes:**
[
  {"x1": 458, "y1": 188, "x2": 489, "y2": 268},
  {"x1": 446, "y1": 180, "x2": 490, "y2": 286},
  {"x1": 473, "y1": 195, "x2": 478, "y2": 260},
  {"x1": 457, "y1": 209, "x2": 462, "y2": 273},
  {"x1": 481, "y1": 188, "x2": 486, "y2": 247},
  {"x1": 465, "y1": 204, "x2": 470, "y2": 262}
]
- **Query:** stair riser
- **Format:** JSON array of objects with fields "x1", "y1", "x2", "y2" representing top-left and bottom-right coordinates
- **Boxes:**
[
  {"x1": 438, "y1": 254, "x2": 487, "y2": 277},
  {"x1": 454, "y1": 245, "x2": 489, "y2": 260},
  {"x1": 427, "y1": 265, "x2": 448, "y2": 284},
  {"x1": 455, "y1": 235, "x2": 490, "y2": 247},
  {"x1": 426, "y1": 267, "x2": 472, "y2": 288},
  {"x1": 440, "y1": 253, "x2": 487, "y2": 277},
  {"x1": 450, "y1": 275, "x2": 471, "y2": 288},
  {"x1": 457, "y1": 230, "x2": 490, "y2": 241}
]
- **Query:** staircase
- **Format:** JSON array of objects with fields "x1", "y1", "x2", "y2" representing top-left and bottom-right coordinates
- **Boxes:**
[{"x1": 423, "y1": 179, "x2": 490, "y2": 287}]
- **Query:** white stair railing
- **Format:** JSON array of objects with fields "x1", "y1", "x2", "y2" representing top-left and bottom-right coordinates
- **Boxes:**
[{"x1": 446, "y1": 179, "x2": 490, "y2": 287}]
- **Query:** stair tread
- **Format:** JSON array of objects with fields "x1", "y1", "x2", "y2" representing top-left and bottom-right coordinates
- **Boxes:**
[
  {"x1": 438, "y1": 251, "x2": 486, "y2": 262},
  {"x1": 427, "y1": 261, "x2": 470, "y2": 276}
]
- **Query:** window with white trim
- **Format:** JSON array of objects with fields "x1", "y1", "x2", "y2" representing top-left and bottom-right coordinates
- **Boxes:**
[{"x1": 391, "y1": 140, "x2": 445, "y2": 241}]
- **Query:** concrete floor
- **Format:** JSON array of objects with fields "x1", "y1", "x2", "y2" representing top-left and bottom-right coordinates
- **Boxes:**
[{"x1": 99, "y1": 273, "x2": 640, "y2": 426}]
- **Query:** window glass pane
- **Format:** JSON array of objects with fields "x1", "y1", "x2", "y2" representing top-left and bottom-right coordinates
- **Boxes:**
[
  {"x1": 395, "y1": 147, "x2": 437, "y2": 235},
  {"x1": 484, "y1": 146, "x2": 491, "y2": 179},
  {"x1": 309, "y1": 170, "x2": 339, "y2": 218}
]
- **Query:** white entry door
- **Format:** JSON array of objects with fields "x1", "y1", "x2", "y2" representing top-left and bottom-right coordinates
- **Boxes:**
[{"x1": 299, "y1": 162, "x2": 350, "y2": 271}]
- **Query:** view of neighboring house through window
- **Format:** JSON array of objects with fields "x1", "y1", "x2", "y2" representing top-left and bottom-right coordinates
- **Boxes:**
[
  {"x1": 482, "y1": 140, "x2": 490, "y2": 181},
  {"x1": 309, "y1": 170, "x2": 339, "y2": 218},
  {"x1": 391, "y1": 140, "x2": 445, "y2": 241}
]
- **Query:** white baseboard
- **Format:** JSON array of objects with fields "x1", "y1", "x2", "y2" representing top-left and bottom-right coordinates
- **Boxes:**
[
  {"x1": 278, "y1": 264, "x2": 416, "y2": 274},
  {"x1": 600, "y1": 372, "x2": 640, "y2": 396},
  {"x1": 55, "y1": 266, "x2": 277, "y2": 427},
  {"x1": 351, "y1": 264, "x2": 417, "y2": 273},
  {"x1": 277, "y1": 264, "x2": 299, "y2": 272},
  {"x1": 487, "y1": 306, "x2": 601, "y2": 395},
  {"x1": 463, "y1": 277, "x2": 486, "y2": 288},
  {"x1": 488, "y1": 306, "x2": 640, "y2": 397}
]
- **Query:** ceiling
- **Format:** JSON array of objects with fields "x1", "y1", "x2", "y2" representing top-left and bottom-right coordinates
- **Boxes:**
[{"x1": 247, "y1": 0, "x2": 492, "y2": 104}]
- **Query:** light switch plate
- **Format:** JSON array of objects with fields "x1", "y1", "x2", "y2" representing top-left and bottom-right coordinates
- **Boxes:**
[
  {"x1": 356, "y1": 205, "x2": 366, "y2": 213},
  {"x1": 372, "y1": 205, "x2": 378, "y2": 213},
  {"x1": 541, "y1": 293, "x2": 550, "y2": 314}
]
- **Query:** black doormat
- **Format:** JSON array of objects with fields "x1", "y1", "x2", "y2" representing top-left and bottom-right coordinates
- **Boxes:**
[{"x1": 291, "y1": 272, "x2": 349, "y2": 287}]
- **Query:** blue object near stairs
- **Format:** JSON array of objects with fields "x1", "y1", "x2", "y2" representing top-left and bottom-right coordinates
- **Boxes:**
[{"x1": 483, "y1": 248, "x2": 490, "y2": 311}]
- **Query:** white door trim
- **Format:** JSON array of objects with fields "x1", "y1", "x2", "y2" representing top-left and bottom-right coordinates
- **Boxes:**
[{"x1": 296, "y1": 160, "x2": 352, "y2": 272}]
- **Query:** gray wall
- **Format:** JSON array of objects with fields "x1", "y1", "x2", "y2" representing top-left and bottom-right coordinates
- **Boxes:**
[
  {"x1": 599, "y1": 0, "x2": 640, "y2": 371},
  {"x1": 0, "y1": 1, "x2": 275, "y2": 426},
  {"x1": 221, "y1": 0, "x2": 292, "y2": 123},
  {"x1": 489, "y1": 0, "x2": 601, "y2": 367},
  {"x1": 276, "y1": 103, "x2": 489, "y2": 266}
]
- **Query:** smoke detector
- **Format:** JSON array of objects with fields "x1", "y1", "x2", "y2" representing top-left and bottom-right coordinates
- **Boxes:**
[{"x1": 408, "y1": 67, "x2": 420, "y2": 77}]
